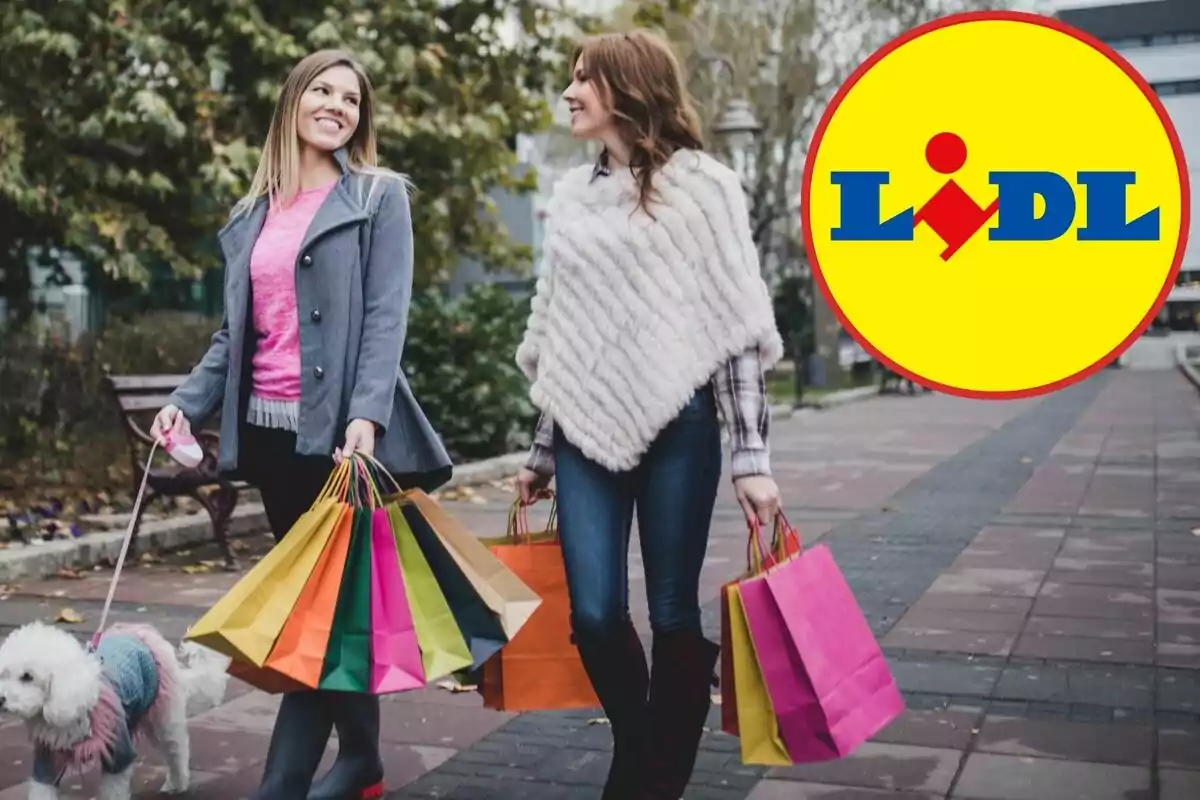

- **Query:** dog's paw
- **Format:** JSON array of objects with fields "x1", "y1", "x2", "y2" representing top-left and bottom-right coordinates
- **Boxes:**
[{"x1": 160, "y1": 774, "x2": 189, "y2": 795}]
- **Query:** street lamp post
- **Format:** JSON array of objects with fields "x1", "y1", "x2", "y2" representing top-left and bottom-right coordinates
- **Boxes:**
[{"x1": 695, "y1": 54, "x2": 762, "y2": 182}]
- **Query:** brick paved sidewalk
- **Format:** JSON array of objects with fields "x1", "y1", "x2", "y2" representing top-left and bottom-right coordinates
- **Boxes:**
[{"x1": 0, "y1": 370, "x2": 1197, "y2": 798}]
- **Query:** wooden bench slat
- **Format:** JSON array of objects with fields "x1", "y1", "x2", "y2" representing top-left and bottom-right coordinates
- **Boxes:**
[
  {"x1": 107, "y1": 375, "x2": 190, "y2": 392},
  {"x1": 117, "y1": 394, "x2": 176, "y2": 412}
]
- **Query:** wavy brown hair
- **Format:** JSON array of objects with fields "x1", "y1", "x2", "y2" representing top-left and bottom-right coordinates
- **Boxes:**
[{"x1": 573, "y1": 29, "x2": 704, "y2": 215}]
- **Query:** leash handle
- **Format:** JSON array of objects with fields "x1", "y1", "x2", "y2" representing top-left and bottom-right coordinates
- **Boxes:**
[{"x1": 90, "y1": 440, "x2": 159, "y2": 650}]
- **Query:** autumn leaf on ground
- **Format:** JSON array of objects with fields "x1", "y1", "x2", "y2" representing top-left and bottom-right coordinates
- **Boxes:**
[
  {"x1": 181, "y1": 564, "x2": 212, "y2": 574},
  {"x1": 56, "y1": 608, "x2": 84, "y2": 624},
  {"x1": 139, "y1": 552, "x2": 163, "y2": 564},
  {"x1": 54, "y1": 568, "x2": 85, "y2": 579},
  {"x1": 587, "y1": 717, "x2": 610, "y2": 726}
]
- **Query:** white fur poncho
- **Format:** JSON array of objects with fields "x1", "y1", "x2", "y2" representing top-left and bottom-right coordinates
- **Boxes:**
[{"x1": 516, "y1": 148, "x2": 785, "y2": 472}]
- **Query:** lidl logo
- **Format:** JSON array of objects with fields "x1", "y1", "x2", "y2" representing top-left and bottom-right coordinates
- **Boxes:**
[{"x1": 802, "y1": 11, "x2": 1189, "y2": 398}]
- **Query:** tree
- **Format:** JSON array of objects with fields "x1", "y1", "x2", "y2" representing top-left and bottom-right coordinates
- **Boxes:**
[{"x1": 0, "y1": 0, "x2": 577, "y2": 319}]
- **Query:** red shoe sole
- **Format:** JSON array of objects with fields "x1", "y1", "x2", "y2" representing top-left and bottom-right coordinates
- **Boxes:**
[{"x1": 360, "y1": 782, "x2": 385, "y2": 799}]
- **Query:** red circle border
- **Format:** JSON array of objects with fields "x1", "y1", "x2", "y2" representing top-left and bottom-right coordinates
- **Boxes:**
[{"x1": 799, "y1": 9, "x2": 1192, "y2": 400}]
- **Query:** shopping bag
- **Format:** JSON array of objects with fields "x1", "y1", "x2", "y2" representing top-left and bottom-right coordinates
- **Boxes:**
[
  {"x1": 404, "y1": 488, "x2": 542, "y2": 640},
  {"x1": 226, "y1": 659, "x2": 312, "y2": 695},
  {"x1": 396, "y1": 502, "x2": 508, "y2": 669},
  {"x1": 725, "y1": 583, "x2": 790, "y2": 765},
  {"x1": 319, "y1": 505, "x2": 374, "y2": 692},
  {"x1": 261, "y1": 501, "x2": 355, "y2": 687},
  {"x1": 479, "y1": 495, "x2": 598, "y2": 711},
  {"x1": 738, "y1": 519, "x2": 904, "y2": 763},
  {"x1": 391, "y1": 506, "x2": 474, "y2": 681},
  {"x1": 187, "y1": 461, "x2": 351, "y2": 663},
  {"x1": 369, "y1": 503, "x2": 425, "y2": 693},
  {"x1": 721, "y1": 521, "x2": 801, "y2": 736}
]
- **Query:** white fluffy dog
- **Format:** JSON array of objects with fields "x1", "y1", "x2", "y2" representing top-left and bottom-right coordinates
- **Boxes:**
[{"x1": 0, "y1": 622, "x2": 230, "y2": 799}]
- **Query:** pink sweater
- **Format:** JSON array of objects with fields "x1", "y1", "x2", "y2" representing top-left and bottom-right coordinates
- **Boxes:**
[{"x1": 247, "y1": 180, "x2": 336, "y2": 428}]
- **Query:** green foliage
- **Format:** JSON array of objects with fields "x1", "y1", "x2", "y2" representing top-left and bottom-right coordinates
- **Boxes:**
[
  {"x1": 0, "y1": 1, "x2": 577, "y2": 316},
  {"x1": 404, "y1": 285, "x2": 538, "y2": 462},
  {"x1": 0, "y1": 286, "x2": 537, "y2": 496}
]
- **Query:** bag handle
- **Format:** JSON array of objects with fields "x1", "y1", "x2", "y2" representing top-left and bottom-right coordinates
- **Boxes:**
[
  {"x1": 746, "y1": 511, "x2": 802, "y2": 575},
  {"x1": 356, "y1": 452, "x2": 403, "y2": 496},
  {"x1": 316, "y1": 458, "x2": 354, "y2": 503},
  {"x1": 508, "y1": 490, "x2": 557, "y2": 544}
]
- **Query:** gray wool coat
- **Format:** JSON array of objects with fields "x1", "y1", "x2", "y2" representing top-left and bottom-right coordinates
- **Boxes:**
[{"x1": 169, "y1": 149, "x2": 453, "y2": 490}]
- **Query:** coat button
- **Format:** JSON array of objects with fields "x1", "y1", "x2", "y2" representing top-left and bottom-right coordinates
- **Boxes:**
[
  {"x1": 311, "y1": 309, "x2": 321, "y2": 323},
  {"x1": 313, "y1": 366, "x2": 324, "y2": 380},
  {"x1": 301, "y1": 254, "x2": 312, "y2": 266}
]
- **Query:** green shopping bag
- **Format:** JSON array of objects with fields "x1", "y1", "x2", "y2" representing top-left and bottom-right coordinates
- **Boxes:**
[
  {"x1": 320, "y1": 505, "x2": 374, "y2": 691},
  {"x1": 391, "y1": 506, "x2": 474, "y2": 681}
]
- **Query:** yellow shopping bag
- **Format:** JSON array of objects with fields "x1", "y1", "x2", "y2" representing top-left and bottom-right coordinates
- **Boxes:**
[
  {"x1": 187, "y1": 462, "x2": 351, "y2": 664},
  {"x1": 727, "y1": 583, "x2": 791, "y2": 765}
]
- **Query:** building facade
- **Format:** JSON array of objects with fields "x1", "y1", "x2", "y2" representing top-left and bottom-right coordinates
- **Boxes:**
[{"x1": 1056, "y1": 0, "x2": 1200, "y2": 329}]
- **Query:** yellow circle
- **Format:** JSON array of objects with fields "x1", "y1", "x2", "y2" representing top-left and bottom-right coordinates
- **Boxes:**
[{"x1": 804, "y1": 13, "x2": 1187, "y2": 397}]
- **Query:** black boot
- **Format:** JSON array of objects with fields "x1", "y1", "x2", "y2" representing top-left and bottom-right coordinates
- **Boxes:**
[
  {"x1": 253, "y1": 691, "x2": 334, "y2": 800},
  {"x1": 307, "y1": 693, "x2": 385, "y2": 799},
  {"x1": 576, "y1": 622, "x2": 650, "y2": 800},
  {"x1": 635, "y1": 630, "x2": 720, "y2": 800}
]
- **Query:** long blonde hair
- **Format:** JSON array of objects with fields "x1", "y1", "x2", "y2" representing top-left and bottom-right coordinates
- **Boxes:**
[
  {"x1": 234, "y1": 49, "x2": 400, "y2": 216},
  {"x1": 572, "y1": 29, "x2": 704, "y2": 215}
]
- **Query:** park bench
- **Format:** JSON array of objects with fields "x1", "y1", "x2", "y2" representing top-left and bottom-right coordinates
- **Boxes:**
[{"x1": 105, "y1": 373, "x2": 239, "y2": 568}]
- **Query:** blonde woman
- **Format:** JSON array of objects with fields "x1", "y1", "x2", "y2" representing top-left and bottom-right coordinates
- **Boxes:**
[
  {"x1": 516, "y1": 30, "x2": 783, "y2": 800},
  {"x1": 151, "y1": 50, "x2": 452, "y2": 800}
]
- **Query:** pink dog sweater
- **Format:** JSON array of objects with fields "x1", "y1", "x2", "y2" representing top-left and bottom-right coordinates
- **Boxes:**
[{"x1": 246, "y1": 180, "x2": 337, "y2": 430}]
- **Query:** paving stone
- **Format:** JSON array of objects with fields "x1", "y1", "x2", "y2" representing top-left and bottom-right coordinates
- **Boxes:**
[
  {"x1": 1159, "y1": 727, "x2": 1200, "y2": 770},
  {"x1": 993, "y1": 663, "x2": 1155, "y2": 709},
  {"x1": 1159, "y1": 669, "x2": 1200, "y2": 713},
  {"x1": 909, "y1": 594, "x2": 1035, "y2": 615},
  {"x1": 974, "y1": 716, "x2": 1152, "y2": 765},
  {"x1": 871, "y1": 709, "x2": 981, "y2": 750},
  {"x1": 769, "y1": 743, "x2": 962, "y2": 794},
  {"x1": 1161, "y1": 769, "x2": 1200, "y2": 800},
  {"x1": 1032, "y1": 583, "x2": 1154, "y2": 622},
  {"x1": 1023, "y1": 615, "x2": 1152, "y2": 640},
  {"x1": 1012, "y1": 634, "x2": 1156, "y2": 665},
  {"x1": 747, "y1": 780, "x2": 939, "y2": 799},
  {"x1": 925, "y1": 568, "x2": 1045, "y2": 599},
  {"x1": 892, "y1": 608, "x2": 1027, "y2": 634},
  {"x1": 951, "y1": 753, "x2": 1149, "y2": 799},
  {"x1": 887, "y1": 657, "x2": 1002, "y2": 697},
  {"x1": 881, "y1": 628, "x2": 1015, "y2": 656}
]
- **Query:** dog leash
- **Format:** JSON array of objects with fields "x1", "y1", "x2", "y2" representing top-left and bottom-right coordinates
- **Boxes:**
[{"x1": 88, "y1": 440, "x2": 159, "y2": 652}]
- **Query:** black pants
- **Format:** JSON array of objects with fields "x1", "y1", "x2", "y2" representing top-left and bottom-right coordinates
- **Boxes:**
[{"x1": 239, "y1": 424, "x2": 335, "y2": 541}]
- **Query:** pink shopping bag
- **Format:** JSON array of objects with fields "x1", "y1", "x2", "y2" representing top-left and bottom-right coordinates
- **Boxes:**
[
  {"x1": 738, "y1": 519, "x2": 904, "y2": 763},
  {"x1": 369, "y1": 506, "x2": 426, "y2": 693}
]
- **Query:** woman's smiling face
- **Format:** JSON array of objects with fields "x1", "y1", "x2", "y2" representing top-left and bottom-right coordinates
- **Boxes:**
[{"x1": 295, "y1": 65, "x2": 361, "y2": 152}]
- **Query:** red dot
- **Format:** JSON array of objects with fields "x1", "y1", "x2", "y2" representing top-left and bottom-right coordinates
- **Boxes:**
[{"x1": 926, "y1": 132, "x2": 967, "y2": 174}]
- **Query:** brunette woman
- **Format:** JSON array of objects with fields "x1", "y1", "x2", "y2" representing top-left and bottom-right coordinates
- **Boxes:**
[{"x1": 516, "y1": 29, "x2": 783, "y2": 800}]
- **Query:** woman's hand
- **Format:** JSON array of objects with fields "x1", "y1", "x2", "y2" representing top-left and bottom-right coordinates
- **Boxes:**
[
  {"x1": 335, "y1": 418, "x2": 377, "y2": 464},
  {"x1": 733, "y1": 474, "x2": 781, "y2": 527},
  {"x1": 150, "y1": 404, "x2": 191, "y2": 444},
  {"x1": 516, "y1": 467, "x2": 552, "y2": 505}
]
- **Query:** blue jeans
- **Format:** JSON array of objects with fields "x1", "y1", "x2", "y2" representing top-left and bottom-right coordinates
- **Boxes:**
[{"x1": 553, "y1": 387, "x2": 723, "y2": 639}]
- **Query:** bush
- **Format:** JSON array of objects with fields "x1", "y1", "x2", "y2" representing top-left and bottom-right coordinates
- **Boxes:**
[
  {"x1": 0, "y1": 312, "x2": 220, "y2": 489},
  {"x1": 0, "y1": 285, "x2": 537, "y2": 497},
  {"x1": 404, "y1": 285, "x2": 538, "y2": 462}
]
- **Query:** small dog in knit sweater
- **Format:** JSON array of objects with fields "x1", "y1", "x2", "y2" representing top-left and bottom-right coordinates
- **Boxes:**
[{"x1": 0, "y1": 621, "x2": 229, "y2": 799}]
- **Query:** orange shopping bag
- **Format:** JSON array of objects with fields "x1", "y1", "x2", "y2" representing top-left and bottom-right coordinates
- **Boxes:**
[
  {"x1": 261, "y1": 501, "x2": 355, "y2": 686},
  {"x1": 479, "y1": 493, "x2": 598, "y2": 711}
]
